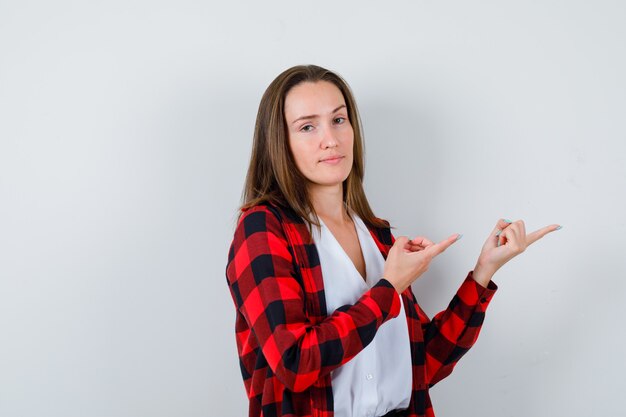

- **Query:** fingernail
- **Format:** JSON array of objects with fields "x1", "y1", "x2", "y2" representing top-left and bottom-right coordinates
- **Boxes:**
[
  {"x1": 556, "y1": 225, "x2": 562, "y2": 230},
  {"x1": 497, "y1": 241, "x2": 501, "y2": 247},
  {"x1": 495, "y1": 230, "x2": 502, "y2": 237},
  {"x1": 456, "y1": 234, "x2": 463, "y2": 241},
  {"x1": 504, "y1": 219, "x2": 512, "y2": 223}
]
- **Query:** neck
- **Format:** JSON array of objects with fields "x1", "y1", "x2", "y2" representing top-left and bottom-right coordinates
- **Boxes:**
[{"x1": 308, "y1": 183, "x2": 349, "y2": 224}]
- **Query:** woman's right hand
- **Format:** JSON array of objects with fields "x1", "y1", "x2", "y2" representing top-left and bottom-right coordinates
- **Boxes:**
[{"x1": 383, "y1": 234, "x2": 461, "y2": 293}]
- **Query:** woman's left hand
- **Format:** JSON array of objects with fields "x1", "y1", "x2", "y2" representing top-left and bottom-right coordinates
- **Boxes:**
[{"x1": 472, "y1": 219, "x2": 561, "y2": 287}]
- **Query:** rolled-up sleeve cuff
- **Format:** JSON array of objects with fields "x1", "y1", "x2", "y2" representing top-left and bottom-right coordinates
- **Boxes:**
[
  {"x1": 458, "y1": 271, "x2": 498, "y2": 309},
  {"x1": 368, "y1": 278, "x2": 402, "y2": 321}
]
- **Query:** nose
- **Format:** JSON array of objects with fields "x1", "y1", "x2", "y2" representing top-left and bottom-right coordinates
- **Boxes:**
[{"x1": 320, "y1": 127, "x2": 338, "y2": 149}]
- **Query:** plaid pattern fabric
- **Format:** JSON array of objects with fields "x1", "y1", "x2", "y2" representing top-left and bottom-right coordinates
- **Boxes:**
[{"x1": 226, "y1": 203, "x2": 497, "y2": 417}]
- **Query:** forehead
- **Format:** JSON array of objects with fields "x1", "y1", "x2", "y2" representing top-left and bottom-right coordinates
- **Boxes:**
[{"x1": 284, "y1": 81, "x2": 346, "y2": 120}]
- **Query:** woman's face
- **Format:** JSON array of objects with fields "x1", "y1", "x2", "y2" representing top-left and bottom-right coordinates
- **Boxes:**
[{"x1": 284, "y1": 81, "x2": 354, "y2": 192}]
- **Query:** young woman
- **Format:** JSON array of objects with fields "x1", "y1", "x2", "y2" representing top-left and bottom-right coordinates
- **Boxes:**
[{"x1": 225, "y1": 65, "x2": 560, "y2": 417}]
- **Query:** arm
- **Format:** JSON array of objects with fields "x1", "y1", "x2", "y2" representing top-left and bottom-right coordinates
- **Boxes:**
[
  {"x1": 226, "y1": 206, "x2": 401, "y2": 392},
  {"x1": 411, "y1": 272, "x2": 497, "y2": 386},
  {"x1": 387, "y1": 231, "x2": 497, "y2": 386},
  {"x1": 404, "y1": 218, "x2": 561, "y2": 386}
]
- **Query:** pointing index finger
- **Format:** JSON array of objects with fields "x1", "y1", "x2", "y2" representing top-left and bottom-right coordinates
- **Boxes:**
[
  {"x1": 425, "y1": 233, "x2": 461, "y2": 257},
  {"x1": 527, "y1": 224, "x2": 561, "y2": 245}
]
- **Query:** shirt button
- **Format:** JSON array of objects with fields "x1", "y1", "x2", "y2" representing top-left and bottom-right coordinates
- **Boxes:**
[{"x1": 366, "y1": 373, "x2": 373, "y2": 380}]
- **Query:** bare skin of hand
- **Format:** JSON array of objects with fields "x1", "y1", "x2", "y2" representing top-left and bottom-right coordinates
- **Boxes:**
[
  {"x1": 383, "y1": 234, "x2": 461, "y2": 293},
  {"x1": 472, "y1": 219, "x2": 561, "y2": 287}
]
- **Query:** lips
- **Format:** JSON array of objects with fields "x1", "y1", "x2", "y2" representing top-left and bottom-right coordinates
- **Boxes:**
[{"x1": 319, "y1": 155, "x2": 344, "y2": 163}]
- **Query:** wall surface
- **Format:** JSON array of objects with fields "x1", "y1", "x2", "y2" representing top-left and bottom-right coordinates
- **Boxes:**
[{"x1": 1, "y1": 1, "x2": 625, "y2": 416}]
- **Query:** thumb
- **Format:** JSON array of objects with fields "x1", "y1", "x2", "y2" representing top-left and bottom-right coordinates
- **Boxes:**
[{"x1": 392, "y1": 236, "x2": 410, "y2": 251}]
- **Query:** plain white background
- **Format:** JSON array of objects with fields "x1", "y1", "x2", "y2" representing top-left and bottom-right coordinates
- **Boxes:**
[{"x1": 1, "y1": 1, "x2": 625, "y2": 416}]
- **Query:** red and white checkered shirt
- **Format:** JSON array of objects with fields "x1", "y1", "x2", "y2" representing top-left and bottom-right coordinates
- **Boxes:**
[{"x1": 226, "y1": 203, "x2": 497, "y2": 417}]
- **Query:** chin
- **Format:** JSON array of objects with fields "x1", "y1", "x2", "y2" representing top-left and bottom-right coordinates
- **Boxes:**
[
  {"x1": 304, "y1": 167, "x2": 352, "y2": 188},
  {"x1": 315, "y1": 175, "x2": 351, "y2": 188}
]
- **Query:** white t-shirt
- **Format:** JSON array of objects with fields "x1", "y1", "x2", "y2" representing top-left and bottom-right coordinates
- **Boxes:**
[{"x1": 311, "y1": 213, "x2": 412, "y2": 417}]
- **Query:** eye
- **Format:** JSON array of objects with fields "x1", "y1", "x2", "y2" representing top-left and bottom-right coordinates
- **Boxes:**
[
  {"x1": 300, "y1": 124, "x2": 314, "y2": 132},
  {"x1": 333, "y1": 117, "x2": 346, "y2": 125}
]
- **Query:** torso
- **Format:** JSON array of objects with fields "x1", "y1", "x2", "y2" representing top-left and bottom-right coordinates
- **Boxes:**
[{"x1": 318, "y1": 215, "x2": 367, "y2": 280}]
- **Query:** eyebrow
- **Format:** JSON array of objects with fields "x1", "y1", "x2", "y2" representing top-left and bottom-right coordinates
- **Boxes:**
[{"x1": 290, "y1": 104, "x2": 347, "y2": 125}]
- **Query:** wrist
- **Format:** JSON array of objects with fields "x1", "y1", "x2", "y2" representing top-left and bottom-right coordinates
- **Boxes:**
[
  {"x1": 472, "y1": 263, "x2": 496, "y2": 287},
  {"x1": 383, "y1": 276, "x2": 403, "y2": 294}
]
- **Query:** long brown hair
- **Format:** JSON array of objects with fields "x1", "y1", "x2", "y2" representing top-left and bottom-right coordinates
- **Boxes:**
[{"x1": 240, "y1": 64, "x2": 388, "y2": 230}]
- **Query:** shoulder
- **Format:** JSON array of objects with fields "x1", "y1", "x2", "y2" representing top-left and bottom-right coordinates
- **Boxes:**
[
  {"x1": 235, "y1": 203, "x2": 285, "y2": 239},
  {"x1": 227, "y1": 204, "x2": 294, "y2": 277},
  {"x1": 236, "y1": 202, "x2": 308, "y2": 239}
]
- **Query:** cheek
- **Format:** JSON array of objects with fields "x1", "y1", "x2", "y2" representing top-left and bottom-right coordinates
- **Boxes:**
[
  {"x1": 288, "y1": 139, "x2": 310, "y2": 171},
  {"x1": 345, "y1": 131, "x2": 356, "y2": 171},
  {"x1": 343, "y1": 125, "x2": 354, "y2": 144},
  {"x1": 344, "y1": 129, "x2": 355, "y2": 155}
]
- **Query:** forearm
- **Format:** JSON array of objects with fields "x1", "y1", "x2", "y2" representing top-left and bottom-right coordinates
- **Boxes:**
[
  {"x1": 472, "y1": 262, "x2": 497, "y2": 288},
  {"x1": 421, "y1": 272, "x2": 497, "y2": 385},
  {"x1": 238, "y1": 278, "x2": 401, "y2": 392}
]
